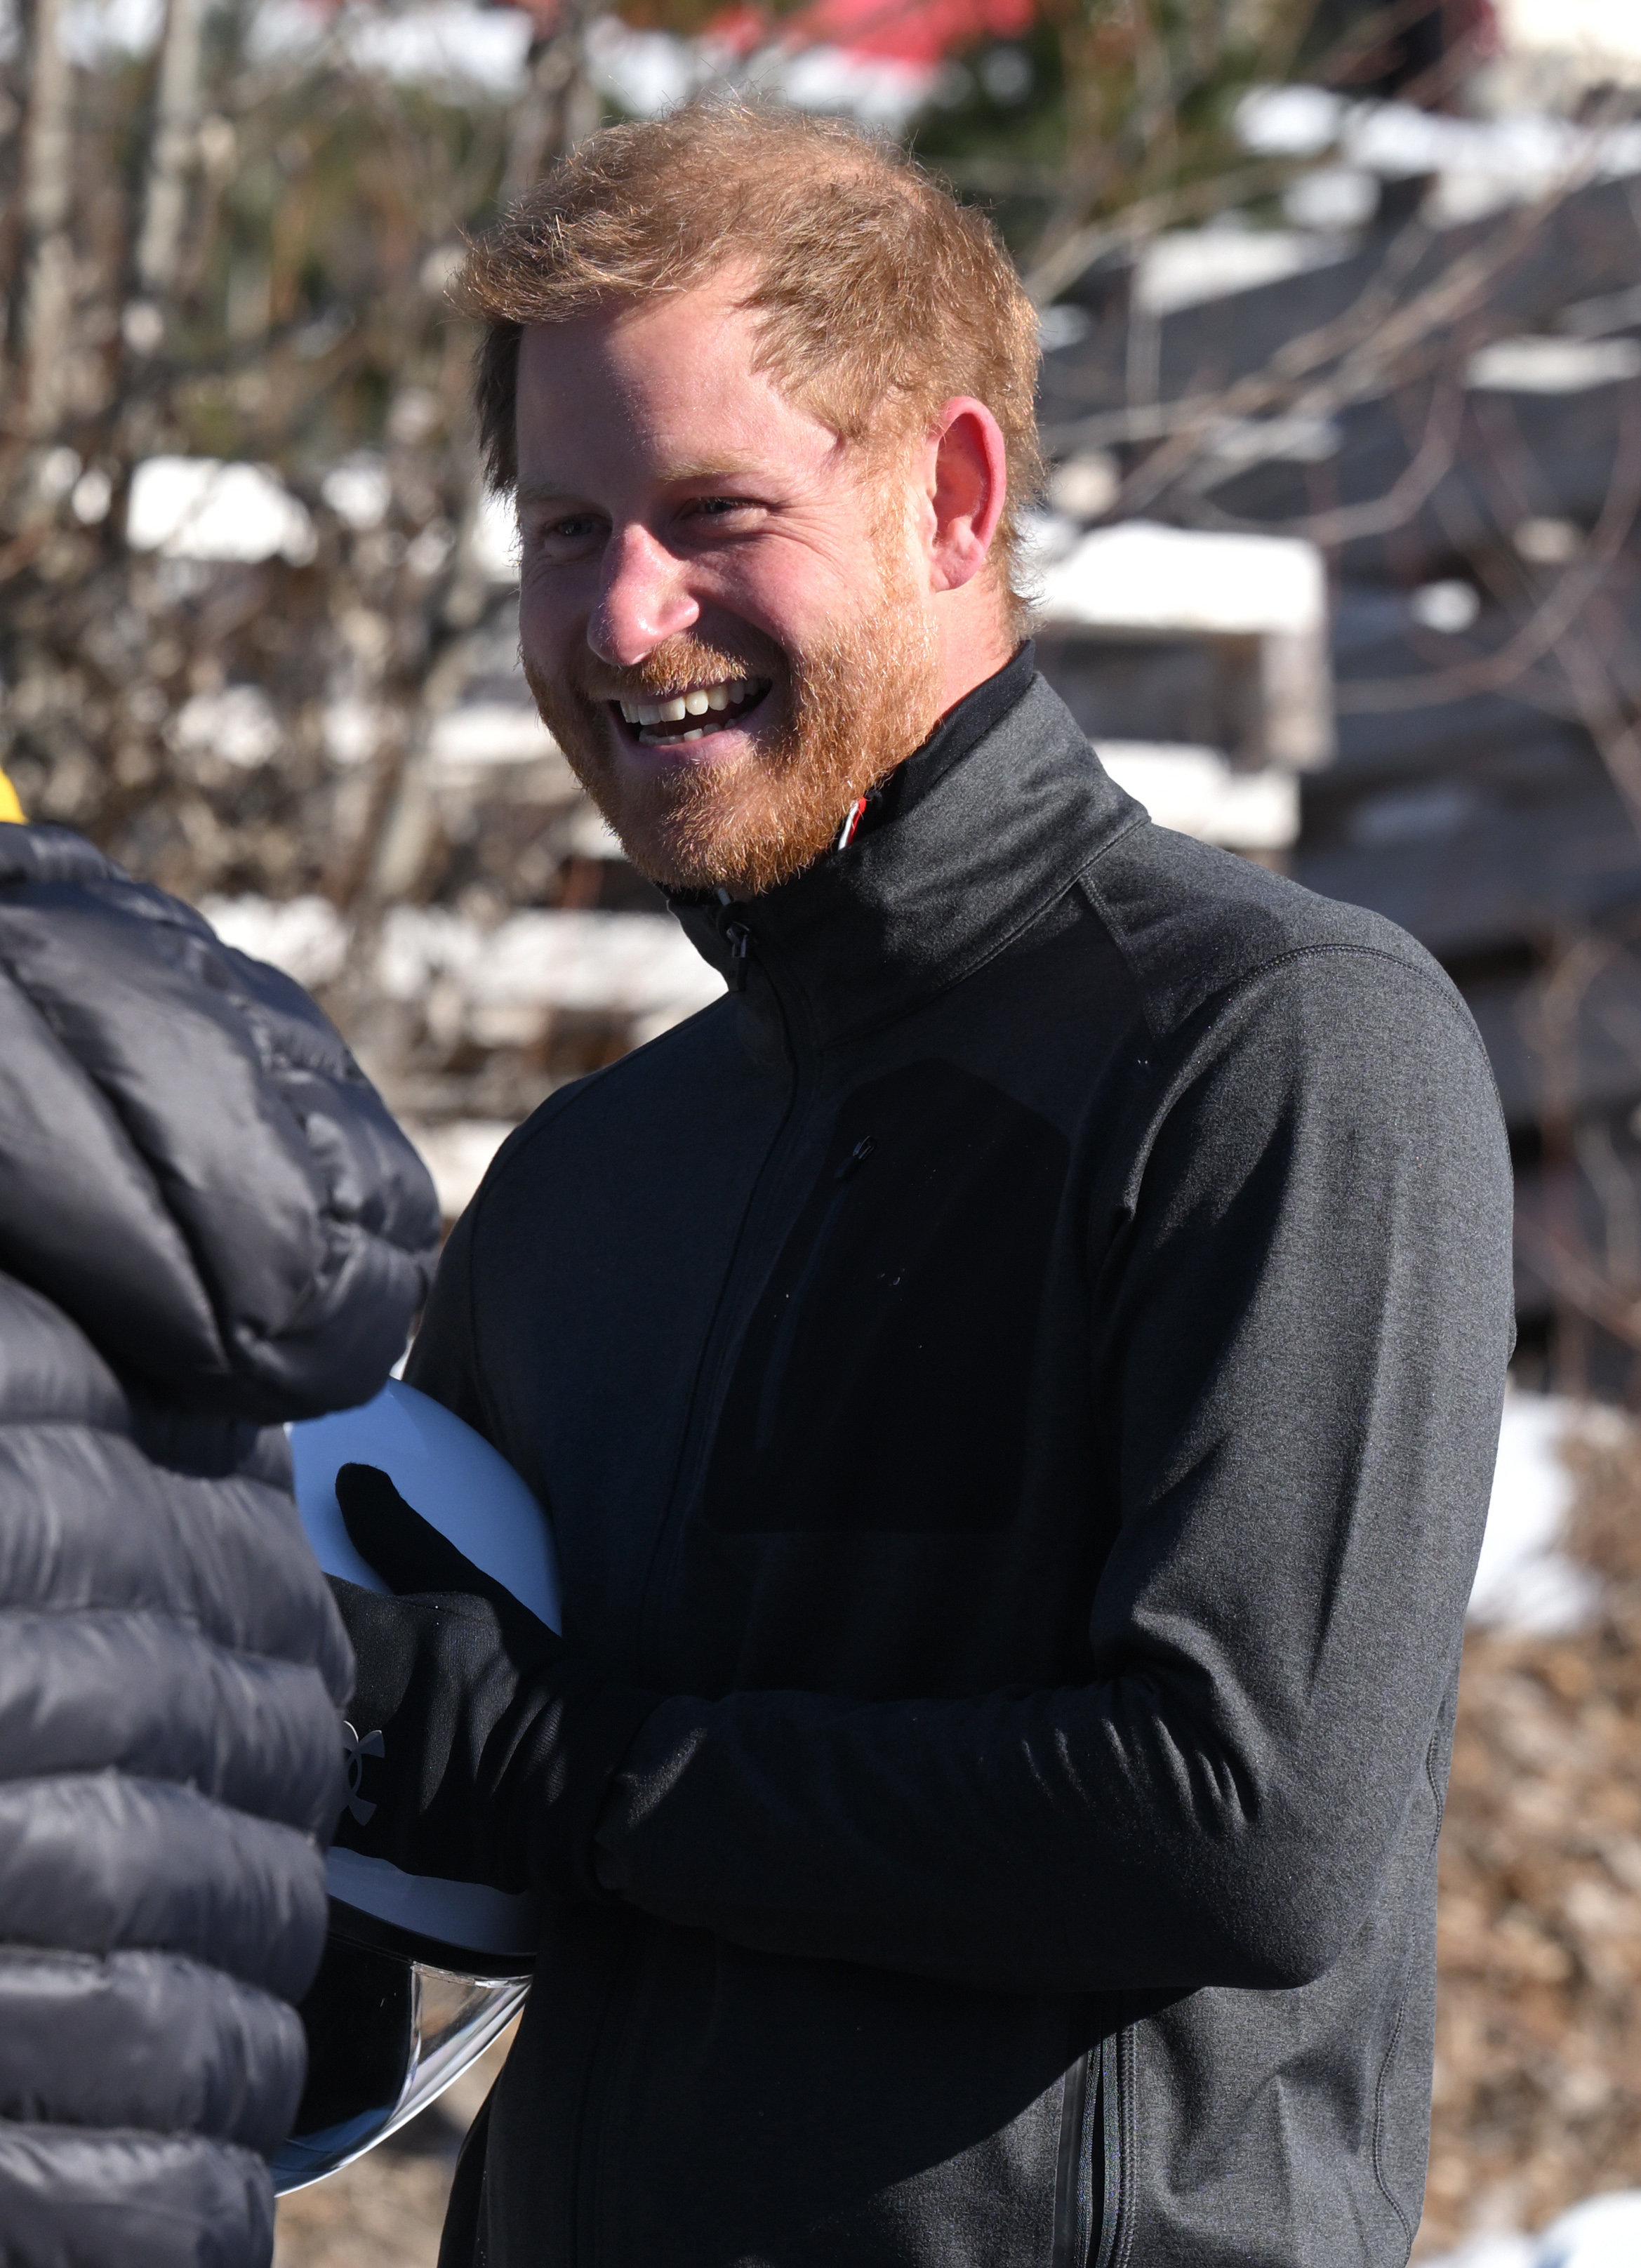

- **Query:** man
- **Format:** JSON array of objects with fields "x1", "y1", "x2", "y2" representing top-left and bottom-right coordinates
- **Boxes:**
[{"x1": 333, "y1": 103, "x2": 1513, "y2": 2268}]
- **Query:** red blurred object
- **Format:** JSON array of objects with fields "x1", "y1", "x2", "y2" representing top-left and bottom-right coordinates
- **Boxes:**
[
  {"x1": 709, "y1": 0, "x2": 1032, "y2": 65},
  {"x1": 470, "y1": 0, "x2": 1038, "y2": 55}
]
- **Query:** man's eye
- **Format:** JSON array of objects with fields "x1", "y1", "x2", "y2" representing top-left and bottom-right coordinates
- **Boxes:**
[{"x1": 691, "y1": 497, "x2": 754, "y2": 520}]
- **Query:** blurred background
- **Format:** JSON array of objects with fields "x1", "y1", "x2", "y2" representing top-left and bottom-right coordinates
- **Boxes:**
[{"x1": 8, "y1": 0, "x2": 1641, "y2": 2256}]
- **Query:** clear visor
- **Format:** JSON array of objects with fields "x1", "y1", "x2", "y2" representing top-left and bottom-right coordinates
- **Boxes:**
[{"x1": 272, "y1": 1927, "x2": 529, "y2": 2193}]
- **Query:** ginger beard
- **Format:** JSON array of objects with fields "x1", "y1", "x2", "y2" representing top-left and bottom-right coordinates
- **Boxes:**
[{"x1": 524, "y1": 520, "x2": 944, "y2": 900}]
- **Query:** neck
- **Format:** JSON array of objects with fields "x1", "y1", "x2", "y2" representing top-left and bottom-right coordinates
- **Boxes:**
[{"x1": 932, "y1": 575, "x2": 1016, "y2": 719}]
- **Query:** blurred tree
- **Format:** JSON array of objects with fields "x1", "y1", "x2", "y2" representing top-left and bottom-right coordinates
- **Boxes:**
[
  {"x1": 0, "y1": 0, "x2": 1357, "y2": 910},
  {"x1": 909, "y1": 1, "x2": 1317, "y2": 281}
]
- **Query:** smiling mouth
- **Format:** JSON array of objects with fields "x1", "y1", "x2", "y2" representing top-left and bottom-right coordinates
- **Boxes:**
[{"x1": 613, "y1": 677, "x2": 771, "y2": 748}]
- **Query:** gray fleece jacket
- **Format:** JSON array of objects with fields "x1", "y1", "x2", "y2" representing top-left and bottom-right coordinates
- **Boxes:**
[{"x1": 408, "y1": 651, "x2": 1514, "y2": 2268}]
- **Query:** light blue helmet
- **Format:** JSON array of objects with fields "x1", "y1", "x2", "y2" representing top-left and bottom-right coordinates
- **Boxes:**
[{"x1": 273, "y1": 1380, "x2": 560, "y2": 2193}]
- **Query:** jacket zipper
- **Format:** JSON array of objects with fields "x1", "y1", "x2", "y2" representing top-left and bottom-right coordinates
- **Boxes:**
[
  {"x1": 636, "y1": 904, "x2": 822, "y2": 1619},
  {"x1": 583, "y1": 908, "x2": 818, "y2": 2266},
  {"x1": 1051, "y1": 2049, "x2": 1094, "y2": 2268},
  {"x1": 722, "y1": 917, "x2": 752, "y2": 991},
  {"x1": 1091, "y1": 2027, "x2": 1133, "y2": 2268}
]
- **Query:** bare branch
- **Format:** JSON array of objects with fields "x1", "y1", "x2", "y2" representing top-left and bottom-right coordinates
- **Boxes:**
[
  {"x1": 13, "y1": 0, "x2": 74, "y2": 441},
  {"x1": 1515, "y1": 1216, "x2": 1641, "y2": 1354},
  {"x1": 1183, "y1": 376, "x2": 1466, "y2": 547},
  {"x1": 1334, "y1": 387, "x2": 1641, "y2": 715},
  {"x1": 134, "y1": 0, "x2": 207, "y2": 310}
]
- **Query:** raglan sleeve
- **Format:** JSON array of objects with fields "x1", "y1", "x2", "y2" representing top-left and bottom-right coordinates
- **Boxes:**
[
  {"x1": 402, "y1": 1198, "x2": 497, "y2": 1440},
  {"x1": 590, "y1": 946, "x2": 1515, "y2": 1994}
]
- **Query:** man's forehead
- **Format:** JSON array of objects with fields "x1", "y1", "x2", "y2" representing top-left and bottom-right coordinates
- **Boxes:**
[
  {"x1": 524, "y1": 293, "x2": 730, "y2": 404},
  {"x1": 514, "y1": 299, "x2": 855, "y2": 491}
]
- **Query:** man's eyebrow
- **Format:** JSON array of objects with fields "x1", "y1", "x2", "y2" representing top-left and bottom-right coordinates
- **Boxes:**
[
  {"x1": 655, "y1": 460, "x2": 760, "y2": 484},
  {"x1": 514, "y1": 463, "x2": 762, "y2": 510},
  {"x1": 514, "y1": 481, "x2": 576, "y2": 512}
]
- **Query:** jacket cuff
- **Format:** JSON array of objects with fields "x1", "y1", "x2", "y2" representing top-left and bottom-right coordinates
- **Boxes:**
[{"x1": 564, "y1": 1683, "x2": 665, "y2": 1905}]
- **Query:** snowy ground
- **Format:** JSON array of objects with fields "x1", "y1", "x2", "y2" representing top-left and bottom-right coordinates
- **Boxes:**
[
  {"x1": 1426, "y1": 2189, "x2": 1641, "y2": 2267},
  {"x1": 1468, "y1": 1392, "x2": 1628, "y2": 1636}
]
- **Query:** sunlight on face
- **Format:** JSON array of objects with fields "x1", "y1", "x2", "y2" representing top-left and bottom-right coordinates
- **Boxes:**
[{"x1": 513, "y1": 273, "x2": 943, "y2": 897}]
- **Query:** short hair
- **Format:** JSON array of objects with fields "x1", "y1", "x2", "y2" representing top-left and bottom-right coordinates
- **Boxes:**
[{"x1": 459, "y1": 102, "x2": 1043, "y2": 635}]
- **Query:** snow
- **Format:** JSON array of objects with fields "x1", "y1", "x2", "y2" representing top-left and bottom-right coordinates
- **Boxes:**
[
  {"x1": 1236, "y1": 88, "x2": 1641, "y2": 234},
  {"x1": 427, "y1": 703, "x2": 564, "y2": 772},
  {"x1": 127, "y1": 459, "x2": 315, "y2": 566},
  {"x1": 1428, "y1": 2241, "x2": 1536, "y2": 2268},
  {"x1": 1426, "y1": 2190, "x2": 1641, "y2": 2267},
  {"x1": 375, "y1": 905, "x2": 724, "y2": 1047},
  {"x1": 1466, "y1": 337, "x2": 1641, "y2": 394},
  {"x1": 752, "y1": 42, "x2": 936, "y2": 126},
  {"x1": 585, "y1": 20, "x2": 700, "y2": 116},
  {"x1": 1046, "y1": 453, "x2": 1120, "y2": 520},
  {"x1": 321, "y1": 454, "x2": 392, "y2": 532},
  {"x1": 340, "y1": 1, "x2": 533, "y2": 91},
  {"x1": 1411, "y1": 582, "x2": 1482, "y2": 635},
  {"x1": 197, "y1": 893, "x2": 722, "y2": 1047},
  {"x1": 584, "y1": 16, "x2": 938, "y2": 128},
  {"x1": 468, "y1": 491, "x2": 520, "y2": 585},
  {"x1": 200, "y1": 894, "x2": 351, "y2": 989},
  {"x1": 1136, "y1": 227, "x2": 1350, "y2": 317},
  {"x1": 1537, "y1": 2193, "x2": 1641, "y2": 2265},
  {"x1": 1496, "y1": 0, "x2": 1641, "y2": 72},
  {"x1": 59, "y1": 0, "x2": 164, "y2": 62},
  {"x1": 1235, "y1": 84, "x2": 1343, "y2": 159},
  {"x1": 1468, "y1": 1390, "x2": 1621, "y2": 1636},
  {"x1": 1035, "y1": 521, "x2": 1327, "y2": 637},
  {"x1": 171, "y1": 686, "x2": 284, "y2": 771},
  {"x1": 1284, "y1": 166, "x2": 1379, "y2": 232},
  {"x1": 244, "y1": 0, "x2": 534, "y2": 92},
  {"x1": 322, "y1": 698, "x2": 385, "y2": 769},
  {"x1": 1238, "y1": 88, "x2": 1641, "y2": 185},
  {"x1": 238, "y1": 0, "x2": 941, "y2": 119},
  {"x1": 1095, "y1": 743, "x2": 1298, "y2": 851}
]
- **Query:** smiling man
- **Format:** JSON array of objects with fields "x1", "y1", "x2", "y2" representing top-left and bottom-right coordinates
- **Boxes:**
[
  {"x1": 330, "y1": 104, "x2": 1515, "y2": 2268},
  {"x1": 510, "y1": 258, "x2": 979, "y2": 898}
]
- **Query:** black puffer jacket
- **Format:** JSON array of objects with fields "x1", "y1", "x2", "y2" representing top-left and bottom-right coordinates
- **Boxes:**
[{"x1": 0, "y1": 825, "x2": 440, "y2": 2267}]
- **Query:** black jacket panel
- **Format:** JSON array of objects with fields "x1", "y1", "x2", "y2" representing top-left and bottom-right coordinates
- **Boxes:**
[
  {"x1": 406, "y1": 673, "x2": 1514, "y2": 2268},
  {"x1": 0, "y1": 827, "x2": 440, "y2": 2263}
]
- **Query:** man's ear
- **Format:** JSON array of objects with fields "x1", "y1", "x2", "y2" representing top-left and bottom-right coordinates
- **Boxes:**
[{"x1": 926, "y1": 398, "x2": 1008, "y2": 594}]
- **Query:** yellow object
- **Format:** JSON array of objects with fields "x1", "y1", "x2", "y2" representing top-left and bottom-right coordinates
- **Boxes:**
[{"x1": 0, "y1": 769, "x2": 22, "y2": 824}]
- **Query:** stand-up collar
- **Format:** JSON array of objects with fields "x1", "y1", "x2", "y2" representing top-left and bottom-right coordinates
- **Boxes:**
[{"x1": 669, "y1": 658, "x2": 1144, "y2": 1052}]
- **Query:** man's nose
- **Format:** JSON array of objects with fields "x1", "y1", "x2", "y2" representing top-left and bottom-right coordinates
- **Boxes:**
[{"x1": 589, "y1": 524, "x2": 699, "y2": 666}]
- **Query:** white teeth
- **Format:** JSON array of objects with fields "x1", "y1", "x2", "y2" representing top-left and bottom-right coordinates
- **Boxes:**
[
  {"x1": 618, "y1": 677, "x2": 768, "y2": 736},
  {"x1": 679, "y1": 727, "x2": 705, "y2": 741}
]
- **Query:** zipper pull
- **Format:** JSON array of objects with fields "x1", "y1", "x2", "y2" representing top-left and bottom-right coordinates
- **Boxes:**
[
  {"x1": 836, "y1": 795, "x2": 870, "y2": 851},
  {"x1": 834, "y1": 1134, "x2": 875, "y2": 1181},
  {"x1": 723, "y1": 919, "x2": 752, "y2": 992}
]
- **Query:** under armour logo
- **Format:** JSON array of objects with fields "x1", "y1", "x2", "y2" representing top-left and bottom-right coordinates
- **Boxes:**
[{"x1": 342, "y1": 1720, "x2": 385, "y2": 1824}]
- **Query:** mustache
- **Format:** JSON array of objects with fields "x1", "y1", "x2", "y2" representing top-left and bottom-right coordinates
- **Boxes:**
[{"x1": 569, "y1": 636, "x2": 777, "y2": 704}]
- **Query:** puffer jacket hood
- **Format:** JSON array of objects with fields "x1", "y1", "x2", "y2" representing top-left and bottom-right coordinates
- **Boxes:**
[
  {"x1": 0, "y1": 825, "x2": 439, "y2": 1421},
  {"x1": 0, "y1": 823, "x2": 441, "y2": 2267}
]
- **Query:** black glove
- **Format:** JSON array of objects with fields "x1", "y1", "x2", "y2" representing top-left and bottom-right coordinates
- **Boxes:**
[{"x1": 328, "y1": 1464, "x2": 658, "y2": 1903}]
